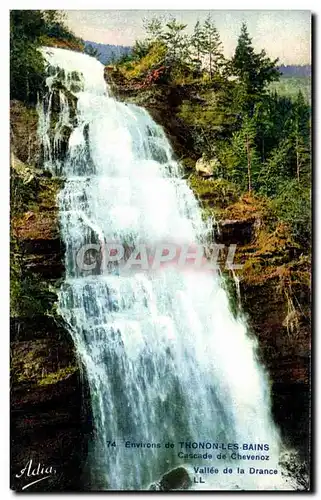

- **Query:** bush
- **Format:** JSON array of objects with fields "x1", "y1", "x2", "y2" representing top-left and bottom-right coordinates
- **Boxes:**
[
  {"x1": 272, "y1": 180, "x2": 311, "y2": 248},
  {"x1": 119, "y1": 42, "x2": 167, "y2": 80},
  {"x1": 188, "y1": 175, "x2": 239, "y2": 208},
  {"x1": 131, "y1": 40, "x2": 152, "y2": 61}
]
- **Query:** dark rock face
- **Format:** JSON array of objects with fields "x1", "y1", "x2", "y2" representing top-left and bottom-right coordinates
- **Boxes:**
[
  {"x1": 214, "y1": 211, "x2": 311, "y2": 463},
  {"x1": 17, "y1": 235, "x2": 65, "y2": 279},
  {"x1": 10, "y1": 326, "x2": 92, "y2": 491},
  {"x1": 240, "y1": 277, "x2": 311, "y2": 461},
  {"x1": 10, "y1": 194, "x2": 93, "y2": 490},
  {"x1": 215, "y1": 218, "x2": 255, "y2": 246},
  {"x1": 149, "y1": 467, "x2": 192, "y2": 491}
]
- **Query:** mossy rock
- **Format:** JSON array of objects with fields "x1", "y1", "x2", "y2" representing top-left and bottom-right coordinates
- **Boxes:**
[
  {"x1": 10, "y1": 100, "x2": 40, "y2": 166},
  {"x1": 11, "y1": 338, "x2": 77, "y2": 387},
  {"x1": 188, "y1": 175, "x2": 239, "y2": 210},
  {"x1": 10, "y1": 154, "x2": 64, "y2": 318}
]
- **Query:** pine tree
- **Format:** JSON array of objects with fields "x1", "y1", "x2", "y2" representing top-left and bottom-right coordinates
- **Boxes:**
[
  {"x1": 10, "y1": 10, "x2": 80, "y2": 103},
  {"x1": 259, "y1": 139, "x2": 294, "y2": 196},
  {"x1": 143, "y1": 16, "x2": 164, "y2": 44},
  {"x1": 202, "y1": 15, "x2": 224, "y2": 79},
  {"x1": 42, "y1": 10, "x2": 67, "y2": 28},
  {"x1": 109, "y1": 50, "x2": 116, "y2": 64},
  {"x1": 231, "y1": 23, "x2": 280, "y2": 115},
  {"x1": 162, "y1": 18, "x2": 188, "y2": 65},
  {"x1": 41, "y1": 10, "x2": 76, "y2": 42},
  {"x1": 131, "y1": 39, "x2": 151, "y2": 60},
  {"x1": 227, "y1": 117, "x2": 261, "y2": 192},
  {"x1": 191, "y1": 21, "x2": 205, "y2": 71},
  {"x1": 292, "y1": 90, "x2": 310, "y2": 182}
]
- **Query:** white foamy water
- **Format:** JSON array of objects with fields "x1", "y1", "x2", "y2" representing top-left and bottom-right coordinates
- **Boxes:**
[{"x1": 38, "y1": 46, "x2": 295, "y2": 490}]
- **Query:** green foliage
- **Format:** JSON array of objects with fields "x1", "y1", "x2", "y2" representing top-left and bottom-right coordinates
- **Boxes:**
[
  {"x1": 42, "y1": 10, "x2": 78, "y2": 42},
  {"x1": 10, "y1": 11, "x2": 46, "y2": 104},
  {"x1": 202, "y1": 15, "x2": 225, "y2": 78},
  {"x1": 10, "y1": 10, "x2": 80, "y2": 104},
  {"x1": 143, "y1": 16, "x2": 164, "y2": 44},
  {"x1": 188, "y1": 175, "x2": 239, "y2": 209},
  {"x1": 230, "y1": 22, "x2": 280, "y2": 115},
  {"x1": 221, "y1": 272, "x2": 241, "y2": 319},
  {"x1": 178, "y1": 85, "x2": 239, "y2": 157},
  {"x1": 162, "y1": 18, "x2": 189, "y2": 65},
  {"x1": 11, "y1": 10, "x2": 46, "y2": 42},
  {"x1": 219, "y1": 117, "x2": 261, "y2": 191},
  {"x1": 139, "y1": 16, "x2": 190, "y2": 68},
  {"x1": 191, "y1": 21, "x2": 206, "y2": 71},
  {"x1": 272, "y1": 180, "x2": 311, "y2": 248},
  {"x1": 258, "y1": 138, "x2": 295, "y2": 197},
  {"x1": 136, "y1": 15, "x2": 225, "y2": 79},
  {"x1": 131, "y1": 39, "x2": 152, "y2": 61},
  {"x1": 37, "y1": 365, "x2": 77, "y2": 386},
  {"x1": 256, "y1": 91, "x2": 311, "y2": 196},
  {"x1": 292, "y1": 90, "x2": 311, "y2": 182},
  {"x1": 119, "y1": 42, "x2": 167, "y2": 80},
  {"x1": 119, "y1": 19, "x2": 311, "y2": 250}
]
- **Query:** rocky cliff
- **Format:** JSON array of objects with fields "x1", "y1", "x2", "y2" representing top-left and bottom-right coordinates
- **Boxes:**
[
  {"x1": 10, "y1": 101, "x2": 92, "y2": 491},
  {"x1": 215, "y1": 197, "x2": 311, "y2": 461}
]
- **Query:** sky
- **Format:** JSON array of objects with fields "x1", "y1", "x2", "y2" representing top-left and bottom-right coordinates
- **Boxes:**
[{"x1": 64, "y1": 10, "x2": 311, "y2": 65}]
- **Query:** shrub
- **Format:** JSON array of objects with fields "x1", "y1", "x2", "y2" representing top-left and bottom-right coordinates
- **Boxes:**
[
  {"x1": 188, "y1": 175, "x2": 240, "y2": 208},
  {"x1": 272, "y1": 180, "x2": 311, "y2": 249},
  {"x1": 119, "y1": 42, "x2": 167, "y2": 80}
]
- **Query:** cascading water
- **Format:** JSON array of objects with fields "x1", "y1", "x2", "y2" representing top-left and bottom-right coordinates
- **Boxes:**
[{"x1": 38, "y1": 47, "x2": 294, "y2": 490}]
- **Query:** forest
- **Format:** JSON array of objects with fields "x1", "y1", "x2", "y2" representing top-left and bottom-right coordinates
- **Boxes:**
[{"x1": 113, "y1": 15, "x2": 311, "y2": 252}]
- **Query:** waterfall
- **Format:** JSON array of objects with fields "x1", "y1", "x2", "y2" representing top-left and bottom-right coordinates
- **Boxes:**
[{"x1": 38, "y1": 47, "x2": 293, "y2": 490}]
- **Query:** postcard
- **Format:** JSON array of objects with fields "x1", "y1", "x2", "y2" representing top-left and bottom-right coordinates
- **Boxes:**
[{"x1": 10, "y1": 9, "x2": 311, "y2": 491}]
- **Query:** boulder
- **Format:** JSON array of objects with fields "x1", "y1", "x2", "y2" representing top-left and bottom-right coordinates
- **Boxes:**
[
  {"x1": 215, "y1": 218, "x2": 256, "y2": 246},
  {"x1": 195, "y1": 156, "x2": 220, "y2": 177},
  {"x1": 149, "y1": 467, "x2": 191, "y2": 491}
]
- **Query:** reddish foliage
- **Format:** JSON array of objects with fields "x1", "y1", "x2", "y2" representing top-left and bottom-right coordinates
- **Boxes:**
[{"x1": 142, "y1": 66, "x2": 167, "y2": 87}]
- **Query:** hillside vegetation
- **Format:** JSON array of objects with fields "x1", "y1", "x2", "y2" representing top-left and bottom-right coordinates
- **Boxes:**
[{"x1": 112, "y1": 16, "x2": 311, "y2": 254}]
